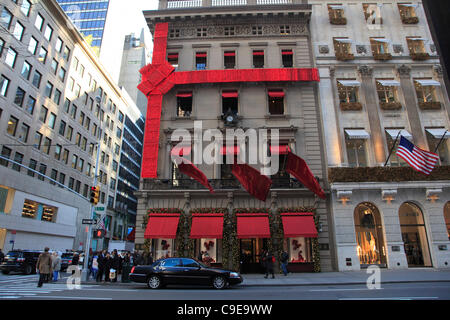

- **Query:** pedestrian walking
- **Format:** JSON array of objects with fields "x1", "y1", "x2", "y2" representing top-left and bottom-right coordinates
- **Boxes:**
[
  {"x1": 36, "y1": 247, "x2": 52, "y2": 287},
  {"x1": 264, "y1": 252, "x2": 275, "y2": 279},
  {"x1": 91, "y1": 252, "x2": 99, "y2": 281},
  {"x1": 70, "y1": 252, "x2": 79, "y2": 275},
  {"x1": 96, "y1": 250, "x2": 106, "y2": 282},
  {"x1": 280, "y1": 250, "x2": 289, "y2": 276},
  {"x1": 104, "y1": 252, "x2": 112, "y2": 282},
  {"x1": 110, "y1": 250, "x2": 120, "y2": 282},
  {"x1": 147, "y1": 251, "x2": 154, "y2": 265},
  {"x1": 51, "y1": 251, "x2": 61, "y2": 282}
]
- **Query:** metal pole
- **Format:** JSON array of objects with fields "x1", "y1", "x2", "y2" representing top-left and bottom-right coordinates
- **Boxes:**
[
  {"x1": 384, "y1": 130, "x2": 401, "y2": 167},
  {"x1": 81, "y1": 141, "x2": 101, "y2": 282},
  {"x1": 433, "y1": 130, "x2": 448, "y2": 153}
]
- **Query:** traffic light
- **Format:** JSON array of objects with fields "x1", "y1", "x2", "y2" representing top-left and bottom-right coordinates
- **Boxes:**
[
  {"x1": 90, "y1": 186, "x2": 100, "y2": 205},
  {"x1": 94, "y1": 229, "x2": 105, "y2": 238}
]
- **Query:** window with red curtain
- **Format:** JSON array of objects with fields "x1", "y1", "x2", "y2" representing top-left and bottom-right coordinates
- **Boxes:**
[
  {"x1": 168, "y1": 52, "x2": 179, "y2": 68},
  {"x1": 222, "y1": 90, "x2": 238, "y2": 114},
  {"x1": 224, "y1": 51, "x2": 236, "y2": 69},
  {"x1": 253, "y1": 50, "x2": 264, "y2": 68},
  {"x1": 282, "y1": 49, "x2": 293, "y2": 68},
  {"x1": 196, "y1": 52, "x2": 207, "y2": 70},
  {"x1": 176, "y1": 91, "x2": 193, "y2": 117},
  {"x1": 268, "y1": 90, "x2": 285, "y2": 115}
]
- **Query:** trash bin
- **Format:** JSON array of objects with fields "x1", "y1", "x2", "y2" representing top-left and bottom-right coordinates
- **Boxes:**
[{"x1": 121, "y1": 262, "x2": 131, "y2": 283}]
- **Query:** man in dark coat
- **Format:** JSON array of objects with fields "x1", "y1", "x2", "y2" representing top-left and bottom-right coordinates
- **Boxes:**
[
  {"x1": 111, "y1": 250, "x2": 120, "y2": 282},
  {"x1": 264, "y1": 252, "x2": 275, "y2": 279},
  {"x1": 104, "y1": 252, "x2": 112, "y2": 282},
  {"x1": 96, "y1": 250, "x2": 106, "y2": 282},
  {"x1": 36, "y1": 247, "x2": 52, "y2": 287}
]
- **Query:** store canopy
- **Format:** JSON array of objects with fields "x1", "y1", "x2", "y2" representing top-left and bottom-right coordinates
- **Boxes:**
[
  {"x1": 281, "y1": 213, "x2": 318, "y2": 238},
  {"x1": 345, "y1": 129, "x2": 370, "y2": 139},
  {"x1": 425, "y1": 128, "x2": 450, "y2": 139},
  {"x1": 221, "y1": 145, "x2": 240, "y2": 155},
  {"x1": 415, "y1": 79, "x2": 440, "y2": 86},
  {"x1": 236, "y1": 213, "x2": 271, "y2": 239},
  {"x1": 408, "y1": 38, "x2": 426, "y2": 41},
  {"x1": 372, "y1": 38, "x2": 391, "y2": 43},
  {"x1": 282, "y1": 50, "x2": 293, "y2": 55},
  {"x1": 400, "y1": 4, "x2": 418, "y2": 8},
  {"x1": 144, "y1": 214, "x2": 180, "y2": 239},
  {"x1": 338, "y1": 80, "x2": 361, "y2": 87},
  {"x1": 270, "y1": 145, "x2": 291, "y2": 155},
  {"x1": 171, "y1": 145, "x2": 192, "y2": 156},
  {"x1": 385, "y1": 129, "x2": 412, "y2": 140},
  {"x1": 377, "y1": 80, "x2": 401, "y2": 87},
  {"x1": 189, "y1": 213, "x2": 224, "y2": 239}
]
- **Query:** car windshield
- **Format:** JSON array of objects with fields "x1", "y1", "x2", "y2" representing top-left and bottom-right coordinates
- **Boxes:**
[
  {"x1": 6, "y1": 251, "x2": 21, "y2": 257},
  {"x1": 61, "y1": 253, "x2": 73, "y2": 258}
]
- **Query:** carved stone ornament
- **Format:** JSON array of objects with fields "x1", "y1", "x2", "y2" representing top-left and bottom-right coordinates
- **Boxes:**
[
  {"x1": 329, "y1": 67, "x2": 335, "y2": 77},
  {"x1": 434, "y1": 64, "x2": 443, "y2": 75},
  {"x1": 430, "y1": 44, "x2": 436, "y2": 53},
  {"x1": 393, "y1": 44, "x2": 403, "y2": 54},
  {"x1": 358, "y1": 65, "x2": 373, "y2": 77},
  {"x1": 356, "y1": 45, "x2": 367, "y2": 54},
  {"x1": 397, "y1": 64, "x2": 411, "y2": 77},
  {"x1": 319, "y1": 45, "x2": 329, "y2": 54}
]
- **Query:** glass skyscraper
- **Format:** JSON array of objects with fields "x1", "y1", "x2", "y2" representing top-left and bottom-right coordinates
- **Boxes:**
[{"x1": 56, "y1": 0, "x2": 110, "y2": 48}]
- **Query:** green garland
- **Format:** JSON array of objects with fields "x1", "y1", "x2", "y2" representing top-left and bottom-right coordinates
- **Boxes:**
[
  {"x1": 190, "y1": 208, "x2": 228, "y2": 214},
  {"x1": 176, "y1": 213, "x2": 194, "y2": 258},
  {"x1": 223, "y1": 210, "x2": 239, "y2": 271}
]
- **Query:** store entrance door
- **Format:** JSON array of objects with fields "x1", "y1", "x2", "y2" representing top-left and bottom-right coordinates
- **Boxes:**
[{"x1": 239, "y1": 239, "x2": 268, "y2": 274}]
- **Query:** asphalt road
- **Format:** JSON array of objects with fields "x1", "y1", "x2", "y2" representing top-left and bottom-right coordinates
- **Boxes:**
[{"x1": 1, "y1": 272, "x2": 449, "y2": 301}]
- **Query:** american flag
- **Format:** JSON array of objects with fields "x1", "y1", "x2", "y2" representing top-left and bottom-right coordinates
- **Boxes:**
[
  {"x1": 396, "y1": 136, "x2": 439, "y2": 175},
  {"x1": 96, "y1": 214, "x2": 105, "y2": 230}
]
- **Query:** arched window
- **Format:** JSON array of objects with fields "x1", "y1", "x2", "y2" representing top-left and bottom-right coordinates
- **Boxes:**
[
  {"x1": 444, "y1": 202, "x2": 450, "y2": 240},
  {"x1": 354, "y1": 202, "x2": 387, "y2": 267},
  {"x1": 399, "y1": 202, "x2": 432, "y2": 267}
]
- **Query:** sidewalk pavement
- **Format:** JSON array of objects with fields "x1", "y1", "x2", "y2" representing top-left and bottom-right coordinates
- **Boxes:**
[{"x1": 78, "y1": 268, "x2": 450, "y2": 287}]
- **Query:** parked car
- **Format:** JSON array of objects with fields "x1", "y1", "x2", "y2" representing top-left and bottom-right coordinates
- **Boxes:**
[
  {"x1": 0, "y1": 250, "x2": 41, "y2": 275},
  {"x1": 129, "y1": 257, "x2": 243, "y2": 290}
]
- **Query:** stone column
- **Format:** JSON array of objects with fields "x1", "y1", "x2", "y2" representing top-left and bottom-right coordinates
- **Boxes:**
[
  {"x1": 397, "y1": 64, "x2": 427, "y2": 149},
  {"x1": 183, "y1": 192, "x2": 191, "y2": 257},
  {"x1": 358, "y1": 65, "x2": 386, "y2": 165}
]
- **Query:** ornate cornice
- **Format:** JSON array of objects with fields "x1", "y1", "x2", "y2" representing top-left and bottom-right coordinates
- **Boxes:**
[
  {"x1": 357, "y1": 65, "x2": 373, "y2": 77},
  {"x1": 397, "y1": 64, "x2": 411, "y2": 77}
]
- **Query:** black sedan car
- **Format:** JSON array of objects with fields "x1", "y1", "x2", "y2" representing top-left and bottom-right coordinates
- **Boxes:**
[{"x1": 129, "y1": 257, "x2": 243, "y2": 289}]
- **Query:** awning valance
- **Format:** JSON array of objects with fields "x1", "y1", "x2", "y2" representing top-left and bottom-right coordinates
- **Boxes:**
[
  {"x1": 408, "y1": 38, "x2": 426, "y2": 41},
  {"x1": 253, "y1": 50, "x2": 264, "y2": 56},
  {"x1": 345, "y1": 129, "x2": 370, "y2": 139},
  {"x1": 386, "y1": 129, "x2": 412, "y2": 140},
  {"x1": 189, "y1": 213, "x2": 224, "y2": 239},
  {"x1": 399, "y1": 3, "x2": 418, "y2": 8},
  {"x1": 222, "y1": 90, "x2": 238, "y2": 98},
  {"x1": 338, "y1": 80, "x2": 361, "y2": 87},
  {"x1": 268, "y1": 90, "x2": 285, "y2": 98},
  {"x1": 329, "y1": 5, "x2": 344, "y2": 10},
  {"x1": 196, "y1": 52, "x2": 207, "y2": 58},
  {"x1": 372, "y1": 38, "x2": 391, "y2": 43},
  {"x1": 415, "y1": 79, "x2": 440, "y2": 86},
  {"x1": 224, "y1": 51, "x2": 236, "y2": 57},
  {"x1": 334, "y1": 38, "x2": 353, "y2": 43},
  {"x1": 270, "y1": 145, "x2": 291, "y2": 155},
  {"x1": 282, "y1": 50, "x2": 293, "y2": 55},
  {"x1": 144, "y1": 213, "x2": 180, "y2": 239},
  {"x1": 176, "y1": 91, "x2": 192, "y2": 98},
  {"x1": 221, "y1": 145, "x2": 240, "y2": 155},
  {"x1": 425, "y1": 128, "x2": 450, "y2": 139},
  {"x1": 377, "y1": 80, "x2": 401, "y2": 87},
  {"x1": 281, "y1": 213, "x2": 318, "y2": 238},
  {"x1": 236, "y1": 213, "x2": 271, "y2": 239}
]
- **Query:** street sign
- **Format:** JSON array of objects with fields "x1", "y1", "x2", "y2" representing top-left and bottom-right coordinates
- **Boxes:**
[
  {"x1": 94, "y1": 206, "x2": 105, "y2": 211},
  {"x1": 82, "y1": 219, "x2": 97, "y2": 225}
]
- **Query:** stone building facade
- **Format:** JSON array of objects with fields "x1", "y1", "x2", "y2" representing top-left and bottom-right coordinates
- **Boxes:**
[
  {"x1": 309, "y1": 0, "x2": 450, "y2": 271},
  {"x1": 135, "y1": 0, "x2": 334, "y2": 273}
]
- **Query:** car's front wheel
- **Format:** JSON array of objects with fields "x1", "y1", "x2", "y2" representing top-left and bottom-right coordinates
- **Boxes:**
[
  {"x1": 147, "y1": 275, "x2": 162, "y2": 289},
  {"x1": 212, "y1": 275, "x2": 227, "y2": 290},
  {"x1": 24, "y1": 265, "x2": 32, "y2": 275}
]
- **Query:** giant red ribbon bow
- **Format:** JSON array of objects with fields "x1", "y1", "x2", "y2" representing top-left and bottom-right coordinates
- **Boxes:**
[{"x1": 138, "y1": 23, "x2": 320, "y2": 179}]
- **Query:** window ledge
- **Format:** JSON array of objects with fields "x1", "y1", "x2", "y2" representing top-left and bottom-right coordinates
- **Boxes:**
[
  {"x1": 265, "y1": 114, "x2": 290, "y2": 120},
  {"x1": 171, "y1": 116, "x2": 196, "y2": 121}
]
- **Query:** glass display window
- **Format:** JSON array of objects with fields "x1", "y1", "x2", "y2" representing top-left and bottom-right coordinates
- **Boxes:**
[
  {"x1": 197, "y1": 238, "x2": 222, "y2": 265},
  {"x1": 155, "y1": 238, "x2": 174, "y2": 260},
  {"x1": 287, "y1": 237, "x2": 312, "y2": 263}
]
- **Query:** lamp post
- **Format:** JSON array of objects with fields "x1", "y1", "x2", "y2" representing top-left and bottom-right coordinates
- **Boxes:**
[{"x1": 81, "y1": 96, "x2": 102, "y2": 282}]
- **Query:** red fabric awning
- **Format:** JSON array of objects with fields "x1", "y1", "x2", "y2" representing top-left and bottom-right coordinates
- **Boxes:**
[
  {"x1": 221, "y1": 145, "x2": 240, "y2": 155},
  {"x1": 167, "y1": 53, "x2": 178, "y2": 59},
  {"x1": 222, "y1": 90, "x2": 238, "y2": 98},
  {"x1": 224, "y1": 51, "x2": 235, "y2": 57},
  {"x1": 196, "y1": 52, "x2": 207, "y2": 58},
  {"x1": 253, "y1": 51, "x2": 264, "y2": 56},
  {"x1": 144, "y1": 213, "x2": 180, "y2": 239},
  {"x1": 282, "y1": 50, "x2": 293, "y2": 55},
  {"x1": 237, "y1": 213, "x2": 271, "y2": 238},
  {"x1": 270, "y1": 145, "x2": 291, "y2": 155},
  {"x1": 190, "y1": 213, "x2": 224, "y2": 239},
  {"x1": 171, "y1": 145, "x2": 192, "y2": 156},
  {"x1": 176, "y1": 91, "x2": 192, "y2": 98},
  {"x1": 268, "y1": 90, "x2": 285, "y2": 98},
  {"x1": 281, "y1": 212, "x2": 318, "y2": 238}
]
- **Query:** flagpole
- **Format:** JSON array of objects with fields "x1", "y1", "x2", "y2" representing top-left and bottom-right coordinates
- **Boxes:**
[
  {"x1": 433, "y1": 130, "x2": 448, "y2": 154},
  {"x1": 384, "y1": 131, "x2": 401, "y2": 167}
]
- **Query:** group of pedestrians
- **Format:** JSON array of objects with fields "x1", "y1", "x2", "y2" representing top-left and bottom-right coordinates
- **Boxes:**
[
  {"x1": 36, "y1": 247, "x2": 62, "y2": 287},
  {"x1": 89, "y1": 250, "x2": 153, "y2": 283},
  {"x1": 260, "y1": 250, "x2": 290, "y2": 279}
]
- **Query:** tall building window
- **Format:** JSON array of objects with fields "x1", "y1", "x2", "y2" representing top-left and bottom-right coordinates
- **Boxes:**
[
  {"x1": 363, "y1": 3, "x2": 382, "y2": 24},
  {"x1": 21, "y1": 0, "x2": 32, "y2": 16},
  {"x1": 279, "y1": 25, "x2": 290, "y2": 35},
  {"x1": 7, "y1": 116, "x2": 18, "y2": 136},
  {"x1": 196, "y1": 52, "x2": 207, "y2": 70},
  {"x1": 0, "y1": 7, "x2": 13, "y2": 30},
  {"x1": 14, "y1": 87, "x2": 25, "y2": 107},
  {"x1": 48, "y1": 113, "x2": 56, "y2": 129},
  {"x1": 13, "y1": 21, "x2": 25, "y2": 41},
  {"x1": 224, "y1": 51, "x2": 236, "y2": 69},
  {"x1": 32, "y1": 71, "x2": 42, "y2": 88},
  {"x1": 222, "y1": 90, "x2": 238, "y2": 115},
  {"x1": 337, "y1": 80, "x2": 360, "y2": 103},
  {"x1": 28, "y1": 36, "x2": 38, "y2": 54},
  {"x1": 224, "y1": 26, "x2": 235, "y2": 36},
  {"x1": 26, "y1": 96, "x2": 36, "y2": 114},
  {"x1": 345, "y1": 129, "x2": 369, "y2": 167},
  {"x1": 44, "y1": 25, "x2": 53, "y2": 41},
  {"x1": 281, "y1": 49, "x2": 293, "y2": 68},
  {"x1": 197, "y1": 28, "x2": 207, "y2": 37},
  {"x1": 268, "y1": 90, "x2": 285, "y2": 115},
  {"x1": 43, "y1": 137, "x2": 51, "y2": 154},
  {"x1": 0, "y1": 146, "x2": 11, "y2": 167},
  {"x1": 0, "y1": 75, "x2": 10, "y2": 96},
  {"x1": 398, "y1": 3, "x2": 418, "y2": 23},
  {"x1": 425, "y1": 129, "x2": 449, "y2": 165},
  {"x1": 5, "y1": 48, "x2": 18, "y2": 68},
  {"x1": 328, "y1": 4, "x2": 347, "y2": 24},
  {"x1": 62, "y1": 149, "x2": 69, "y2": 164},
  {"x1": 39, "y1": 106, "x2": 48, "y2": 122},
  {"x1": 28, "y1": 159, "x2": 37, "y2": 177},
  {"x1": 50, "y1": 169, "x2": 57, "y2": 185},
  {"x1": 176, "y1": 91, "x2": 193, "y2": 117},
  {"x1": 55, "y1": 37, "x2": 63, "y2": 52},
  {"x1": 18, "y1": 123, "x2": 29, "y2": 143},
  {"x1": 54, "y1": 144, "x2": 62, "y2": 160},
  {"x1": 38, "y1": 164, "x2": 47, "y2": 181},
  {"x1": 370, "y1": 37, "x2": 390, "y2": 55},
  {"x1": 35, "y1": 13, "x2": 44, "y2": 31},
  {"x1": 376, "y1": 79, "x2": 399, "y2": 103},
  {"x1": 38, "y1": 47, "x2": 48, "y2": 64},
  {"x1": 333, "y1": 38, "x2": 354, "y2": 60},
  {"x1": 45, "y1": 82, "x2": 53, "y2": 98},
  {"x1": 252, "y1": 50, "x2": 264, "y2": 68},
  {"x1": 252, "y1": 26, "x2": 262, "y2": 35},
  {"x1": 12, "y1": 152, "x2": 24, "y2": 172},
  {"x1": 414, "y1": 79, "x2": 439, "y2": 103},
  {"x1": 34, "y1": 132, "x2": 43, "y2": 149},
  {"x1": 168, "y1": 52, "x2": 178, "y2": 68},
  {"x1": 406, "y1": 37, "x2": 427, "y2": 54},
  {"x1": 21, "y1": 61, "x2": 32, "y2": 79}
]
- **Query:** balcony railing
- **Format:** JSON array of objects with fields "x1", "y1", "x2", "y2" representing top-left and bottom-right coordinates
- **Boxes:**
[
  {"x1": 212, "y1": 0, "x2": 247, "y2": 6},
  {"x1": 167, "y1": 0, "x2": 202, "y2": 8},
  {"x1": 142, "y1": 178, "x2": 304, "y2": 191},
  {"x1": 163, "y1": 0, "x2": 298, "y2": 9}
]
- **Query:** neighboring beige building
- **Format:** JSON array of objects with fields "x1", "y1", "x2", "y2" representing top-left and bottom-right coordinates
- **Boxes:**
[
  {"x1": 0, "y1": 0, "x2": 141, "y2": 253},
  {"x1": 135, "y1": 0, "x2": 334, "y2": 273},
  {"x1": 309, "y1": 0, "x2": 450, "y2": 270}
]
